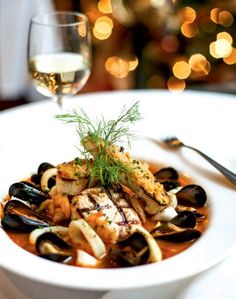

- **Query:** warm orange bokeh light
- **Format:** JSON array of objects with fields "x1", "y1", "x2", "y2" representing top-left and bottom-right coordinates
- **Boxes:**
[
  {"x1": 189, "y1": 54, "x2": 210, "y2": 76},
  {"x1": 218, "y1": 11, "x2": 234, "y2": 27},
  {"x1": 98, "y1": 0, "x2": 113, "y2": 14},
  {"x1": 167, "y1": 76, "x2": 186, "y2": 93},
  {"x1": 172, "y1": 61, "x2": 191, "y2": 79},
  {"x1": 210, "y1": 39, "x2": 232, "y2": 59},
  {"x1": 181, "y1": 22, "x2": 198, "y2": 38},
  {"x1": 210, "y1": 8, "x2": 221, "y2": 24},
  {"x1": 210, "y1": 9, "x2": 234, "y2": 27},
  {"x1": 127, "y1": 56, "x2": 139, "y2": 71},
  {"x1": 217, "y1": 32, "x2": 233, "y2": 45},
  {"x1": 181, "y1": 6, "x2": 196, "y2": 23},
  {"x1": 93, "y1": 16, "x2": 113, "y2": 40},
  {"x1": 105, "y1": 56, "x2": 130, "y2": 78},
  {"x1": 223, "y1": 48, "x2": 236, "y2": 65}
]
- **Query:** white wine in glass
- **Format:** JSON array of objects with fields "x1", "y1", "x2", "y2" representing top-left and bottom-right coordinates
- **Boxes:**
[{"x1": 28, "y1": 12, "x2": 91, "y2": 106}]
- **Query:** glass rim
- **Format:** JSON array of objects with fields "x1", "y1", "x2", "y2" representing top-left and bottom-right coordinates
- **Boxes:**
[{"x1": 31, "y1": 11, "x2": 88, "y2": 27}]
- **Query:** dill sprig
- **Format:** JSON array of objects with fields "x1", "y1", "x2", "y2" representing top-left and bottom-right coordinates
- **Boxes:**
[{"x1": 56, "y1": 101, "x2": 141, "y2": 187}]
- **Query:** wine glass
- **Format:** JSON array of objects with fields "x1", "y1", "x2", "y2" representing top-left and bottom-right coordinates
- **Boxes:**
[{"x1": 28, "y1": 11, "x2": 91, "y2": 107}]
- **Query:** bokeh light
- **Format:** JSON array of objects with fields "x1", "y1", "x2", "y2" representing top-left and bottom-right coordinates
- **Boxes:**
[
  {"x1": 105, "y1": 56, "x2": 130, "y2": 78},
  {"x1": 189, "y1": 54, "x2": 211, "y2": 76},
  {"x1": 98, "y1": 0, "x2": 113, "y2": 14},
  {"x1": 218, "y1": 11, "x2": 234, "y2": 27},
  {"x1": 167, "y1": 76, "x2": 186, "y2": 93},
  {"x1": 93, "y1": 16, "x2": 113, "y2": 40},
  {"x1": 210, "y1": 8, "x2": 221, "y2": 24},
  {"x1": 217, "y1": 32, "x2": 233, "y2": 44},
  {"x1": 181, "y1": 6, "x2": 196, "y2": 23},
  {"x1": 172, "y1": 61, "x2": 191, "y2": 79},
  {"x1": 223, "y1": 48, "x2": 236, "y2": 65},
  {"x1": 127, "y1": 55, "x2": 139, "y2": 71},
  {"x1": 181, "y1": 22, "x2": 198, "y2": 38}
]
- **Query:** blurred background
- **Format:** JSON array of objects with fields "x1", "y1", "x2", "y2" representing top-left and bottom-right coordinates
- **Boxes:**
[{"x1": 1, "y1": 0, "x2": 236, "y2": 110}]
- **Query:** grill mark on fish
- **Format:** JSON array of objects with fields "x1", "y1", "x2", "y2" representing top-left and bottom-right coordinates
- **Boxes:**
[
  {"x1": 105, "y1": 188, "x2": 129, "y2": 229},
  {"x1": 79, "y1": 203, "x2": 113, "y2": 213}
]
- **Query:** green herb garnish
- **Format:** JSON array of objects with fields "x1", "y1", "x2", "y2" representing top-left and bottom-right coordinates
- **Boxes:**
[{"x1": 56, "y1": 102, "x2": 141, "y2": 187}]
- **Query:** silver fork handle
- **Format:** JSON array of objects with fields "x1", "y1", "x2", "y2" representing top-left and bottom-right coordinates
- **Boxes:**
[{"x1": 184, "y1": 145, "x2": 236, "y2": 184}]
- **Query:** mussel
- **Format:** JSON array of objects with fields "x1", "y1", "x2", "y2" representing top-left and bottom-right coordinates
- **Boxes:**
[
  {"x1": 9, "y1": 182, "x2": 48, "y2": 205},
  {"x1": 1, "y1": 214, "x2": 49, "y2": 233},
  {"x1": 1, "y1": 199, "x2": 51, "y2": 232},
  {"x1": 31, "y1": 162, "x2": 56, "y2": 189},
  {"x1": 170, "y1": 211, "x2": 196, "y2": 228},
  {"x1": 154, "y1": 167, "x2": 179, "y2": 181},
  {"x1": 110, "y1": 226, "x2": 162, "y2": 267},
  {"x1": 176, "y1": 184, "x2": 207, "y2": 207},
  {"x1": 36, "y1": 232, "x2": 72, "y2": 263},
  {"x1": 152, "y1": 222, "x2": 200, "y2": 242}
]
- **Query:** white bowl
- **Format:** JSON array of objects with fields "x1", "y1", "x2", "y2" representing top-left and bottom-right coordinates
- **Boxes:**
[{"x1": 0, "y1": 90, "x2": 236, "y2": 290}]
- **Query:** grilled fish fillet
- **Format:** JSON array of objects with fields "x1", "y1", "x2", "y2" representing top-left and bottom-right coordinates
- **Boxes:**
[
  {"x1": 56, "y1": 159, "x2": 90, "y2": 195},
  {"x1": 81, "y1": 137, "x2": 170, "y2": 214},
  {"x1": 71, "y1": 187, "x2": 141, "y2": 243}
]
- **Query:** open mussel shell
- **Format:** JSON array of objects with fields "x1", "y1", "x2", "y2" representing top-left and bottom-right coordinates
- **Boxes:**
[
  {"x1": 1, "y1": 214, "x2": 49, "y2": 233},
  {"x1": 176, "y1": 184, "x2": 207, "y2": 207},
  {"x1": 170, "y1": 211, "x2": 196, "y2": 228},
  {"x1": 162, "y1": 180, "x2": 180, "y2": 191},
  {"x1": 110, "y1": 232, "x2": 149, "y2": 267},
  {"x1": 4, "y1": 199, "x2": 51, "y2": 222},
  {"x1": 9, "y1": 182, "x2": 48, "y2": 205},
  {"x1": 152, "y1": 223, "x2": 201, "y2": 242},
  {"x1": 36, "y1": 232, "x2": 72, "y2": 263},
  {"x1": 36, "y1": 232, "x2": 71, "y2": 253},
  {"x1": 154, "y1": 167, "x2": 179, "y2": 181}
]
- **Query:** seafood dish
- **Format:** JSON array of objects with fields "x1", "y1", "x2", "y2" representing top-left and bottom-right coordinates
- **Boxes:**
[{"x1": 0, "y1": 102, "x2": 208, "y2": 268}]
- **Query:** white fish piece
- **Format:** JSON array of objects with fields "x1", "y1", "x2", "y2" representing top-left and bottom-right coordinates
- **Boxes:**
[{"x1": 71, "y1": 187, "x2": 141, "y2": 243}]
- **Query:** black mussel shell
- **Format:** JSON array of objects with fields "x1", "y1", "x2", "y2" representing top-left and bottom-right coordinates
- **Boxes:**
[
  {"x1": 30, "y1": 174, "x2": 42, "y2": 186},
  {"x1": 9, "y1": 182, "x2": 48, "y2": 205},
  {"x1": 162, "y1": 180, "x2": 180, "y2": 191},
  {"x1": 39, "y1": 253, "x2": 72, "y2": 263},
  {"x1": 110, "y1": 232, "x2": 149, "y2": 267},
  {"x1": 1, "y1": 214, "x2": 49, "y2": 233},
  {"x1": 3, "y1": 200, "x2": 51, "y2": 222},
  {"x1": 110, "y1": 248, "x2": 145, "y2": 267},
  {"x1": 170, "y1": 211, "x2": 196, "y2": 228},
  {"x1": 176, "y1": 184, "x2": 207, "y2": 207},
  {"x1": 154, "y1": 228, "x2": 201, "y2": 242},
  {"x1": 154, "y1": 167, "x2": 179, "y2": 181},
  {"x1": 37, "y1": 162, "x2": 54, "y2": 175},
  {"x1": 118, "y1": 232, "x2": 147, "y2": 252},
  {"x1": 31, "y1": 162, "x2": 56, "y2": 189},
  {"x1": 36, "y1": 232, "x2": 71, "y2": 254}
]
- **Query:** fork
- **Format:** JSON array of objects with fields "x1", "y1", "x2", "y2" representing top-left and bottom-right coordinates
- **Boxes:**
[{"x1": 163, "y1": 136, "x2": 236, "y2": 185}]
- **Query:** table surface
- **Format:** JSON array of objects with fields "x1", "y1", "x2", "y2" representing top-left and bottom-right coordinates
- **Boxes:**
[{"x1": 0, "y1": 90, "x2": 236, "y2": 298}]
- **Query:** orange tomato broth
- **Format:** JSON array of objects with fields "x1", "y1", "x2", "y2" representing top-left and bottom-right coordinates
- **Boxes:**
[{"x1": 3, "y1": 164, "x2": 209, "y2": 268}]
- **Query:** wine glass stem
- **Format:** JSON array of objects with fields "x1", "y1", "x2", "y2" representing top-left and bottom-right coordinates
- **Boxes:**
[{"x1": 56, "y1": 96, "x2": 63, "y2": 108}]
